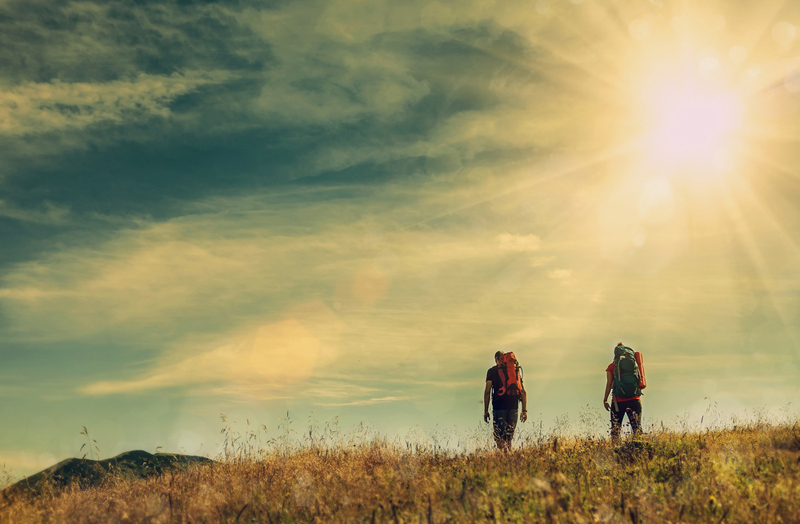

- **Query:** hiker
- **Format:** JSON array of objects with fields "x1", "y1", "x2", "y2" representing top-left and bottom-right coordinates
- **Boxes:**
[
  {"x1": 484, "y1": 350, "x2": 527, "y2": 450},
  {"x1": 603, "y1": 342, "x2": 644, "y2": 443}
]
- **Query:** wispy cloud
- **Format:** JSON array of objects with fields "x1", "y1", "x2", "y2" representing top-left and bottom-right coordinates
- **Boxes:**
[
  {"x1": 0, "y1": 180, "x2": 576, "y2": 403},
  {"x1": 0, "y1": 0, "x2": 607, "y2": 191},
  {"x1": 0, "y1": 200, "x2": 70, "y2": 224},
  {"x1": 547, "y1": 269, "x2": 572, "y2": 280},
  {"x1": 497, "y1": 233, "x2": 542, "y2": 252},
  {"x1": 80, "y1": 301, "x2": 344, "y2": 396},
  {"x1": 252, "y1": 42, "x2": 430, "y2": 127},
  {"x1": 501, "y1": 326, "x2": 544, "y2": 344},
  {"x1": 0, "y1": 183, "x2": 534, "y2": 340},
  {"x1": 0, "y1": 72, "x2": 230, "y2": 137},
  {"x1": 315, "y1": 396, "x2": 415, "y2": 407},
  {"x1": 2, "y1": 167, "x2": 793, "y2": 413}
]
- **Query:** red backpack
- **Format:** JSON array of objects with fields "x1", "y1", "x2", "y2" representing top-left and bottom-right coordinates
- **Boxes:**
[{"x1": 497, "y1": 352, "x2": 522, "y2": 397}]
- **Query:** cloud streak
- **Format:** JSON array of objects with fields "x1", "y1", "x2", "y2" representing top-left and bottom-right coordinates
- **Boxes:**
[
  {"x1": 0, "y1": 72, "x2": 231, "y2": 137},
  {"x1": 0, "y1": 200, "x2": 70, "y2": 225},
  {"x1": 80, "y1": 301, "x2": 343, "y2": 396}
]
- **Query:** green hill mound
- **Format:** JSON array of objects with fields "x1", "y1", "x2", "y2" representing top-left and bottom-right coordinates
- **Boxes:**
[{"x1": 4, "y1": 450, "x2": 213, "y2": 497}]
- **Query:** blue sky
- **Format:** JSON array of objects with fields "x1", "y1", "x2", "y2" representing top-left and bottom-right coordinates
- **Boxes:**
[{"x1": 2, "y1": 0, "x2": 800, "y2": 478}]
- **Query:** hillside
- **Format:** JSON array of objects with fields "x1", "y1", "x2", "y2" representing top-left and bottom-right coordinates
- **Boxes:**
[
  {"x1": 2, "y1": 450, "x2": 212, "y2": 498},
  {"x1": 1, "y1": 423, "x2": 798, "y2": 523}
]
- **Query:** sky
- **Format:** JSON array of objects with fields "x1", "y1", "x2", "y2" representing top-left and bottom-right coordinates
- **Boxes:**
[{"x1": 1, "y1": 0, "x2": 800, "y2": 479}]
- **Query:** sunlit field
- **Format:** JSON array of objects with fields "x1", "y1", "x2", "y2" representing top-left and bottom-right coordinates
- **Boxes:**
[{"x1": 2, "y1": 413, "x2": 799, "y2": 523}]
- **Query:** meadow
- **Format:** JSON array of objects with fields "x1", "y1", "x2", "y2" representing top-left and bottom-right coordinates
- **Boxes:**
[{"x1": 1, "y1": 411, "x2": 799, "y2": 523}]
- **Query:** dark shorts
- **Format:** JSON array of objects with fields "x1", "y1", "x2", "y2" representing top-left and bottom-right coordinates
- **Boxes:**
[
  {"x1": 493, "y1": 408, "x2": 518, "y2": 443},
  {"x1": 610, "y1": 399, "x2": 642, "y2": 437}
]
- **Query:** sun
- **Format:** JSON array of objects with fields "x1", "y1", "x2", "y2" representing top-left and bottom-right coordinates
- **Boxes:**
[{"x1": 644, "y1": 80, "x2": 744, "y2": 170}]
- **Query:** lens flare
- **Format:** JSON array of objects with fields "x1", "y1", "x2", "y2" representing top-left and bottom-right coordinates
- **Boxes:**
[{"x1": 646, "y1": 83, "x2": 743, "y2": 168}]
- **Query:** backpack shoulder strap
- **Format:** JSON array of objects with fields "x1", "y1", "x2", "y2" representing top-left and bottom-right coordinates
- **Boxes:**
[{"x1": 497, "y1": 366, "x2": 507, "y2": 395}]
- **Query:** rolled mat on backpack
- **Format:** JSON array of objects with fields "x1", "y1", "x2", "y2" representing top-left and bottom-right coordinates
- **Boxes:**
[{"x1": 634, "y1": 351, "x2": 646, "y2": 389}]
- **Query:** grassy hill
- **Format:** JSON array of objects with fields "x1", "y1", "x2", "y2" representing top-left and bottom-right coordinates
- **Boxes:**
[
  {"x1": 1, "y1": 422, "x2": 798, "y2": 523},
  {"x1": 2, "y1": 450, "x2": 212, "y2": 498}
]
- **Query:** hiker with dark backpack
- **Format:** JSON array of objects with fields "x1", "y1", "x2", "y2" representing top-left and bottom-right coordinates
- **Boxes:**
[
  {"x1": 603, "y1": 342, "x2": 646, "y2": 443},
  {"x1": 484, "y1": 350, "x2": 527, "y2": 450}
]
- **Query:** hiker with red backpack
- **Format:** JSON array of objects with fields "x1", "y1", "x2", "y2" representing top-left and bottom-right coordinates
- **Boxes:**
[
  {"x1": 484, "y1": 350, "x2": 527, "y2": 450},
  {"x1": 603, "y1": 342, "x2": 647, "y2": 443}
]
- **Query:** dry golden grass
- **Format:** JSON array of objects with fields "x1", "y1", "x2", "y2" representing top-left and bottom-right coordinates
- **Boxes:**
[{"x1": 1, "y1": 419, "x2": 799, "y2": 523}]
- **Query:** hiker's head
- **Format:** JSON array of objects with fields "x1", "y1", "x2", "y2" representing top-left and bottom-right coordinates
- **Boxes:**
[{"x1": 494, "y1": 350, "x2": 504, "y2": 363}]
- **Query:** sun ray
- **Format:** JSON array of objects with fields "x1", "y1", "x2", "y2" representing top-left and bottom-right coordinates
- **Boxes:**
[
  {"x1": 720, "y1": 178, "x2": 800, "y2": 352},
  {"x1": 738, "y1": 152, "x2": 800, "y2": 257},
  {"x1": 408, "y1": 143, "x2": 636, "y2": 231},
  {"x1": 728, "y1": 0, "x2": 793, "y2": 55},
  {"x1": 742, "y1": 130, "x2": 800, "y2": 145},
  {"x1": 443, "y1": 29, "x2": 634, "y2": 103}
]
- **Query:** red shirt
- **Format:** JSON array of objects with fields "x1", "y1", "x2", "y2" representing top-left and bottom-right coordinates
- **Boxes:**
[{"x1": 606, "y1": 363, "x2": 640, "y2": 402}]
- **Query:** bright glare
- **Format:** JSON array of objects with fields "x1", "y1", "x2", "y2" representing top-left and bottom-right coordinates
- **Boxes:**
[{"x1": 646, "y1": 84, "x2": 743, "y2": 168}]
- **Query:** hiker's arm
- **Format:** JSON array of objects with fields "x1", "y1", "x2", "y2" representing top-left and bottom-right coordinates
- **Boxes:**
[
  {"x1": 603, "y1": 370, "x2": 613, "y2": 411},
  {"x1": 483, "y1": 381, "x2": 492, "y2": 422},
  {"x1": 520, "y1": 386, "x2": 528, "y2": 422}
]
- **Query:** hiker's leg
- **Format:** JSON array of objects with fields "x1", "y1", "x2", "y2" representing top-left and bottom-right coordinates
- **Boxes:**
[
  {"x1": 628, "y1": 399, "x2": 642, "y2": 436},
  {"x1": 610, "y1": 403, "x2": 622, "y2": 443},
  {"x1": 503, "y1": 409, "x2": 519, "y2": 450},
  {"x1": 492, "y1": 410, "x2": 506, "y2": 449}
]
